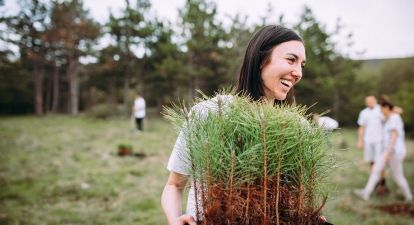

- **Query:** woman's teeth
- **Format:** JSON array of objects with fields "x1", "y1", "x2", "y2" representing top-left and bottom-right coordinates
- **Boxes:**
[{"x1": 280, "y1": 79, "x2": 292, "y2": 88}]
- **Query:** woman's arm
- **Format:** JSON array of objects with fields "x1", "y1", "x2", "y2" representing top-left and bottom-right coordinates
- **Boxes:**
[
  {"x1": 357, "y1": 126, "x2": 365, "y2": 149},
  {"x1": 161, "y1": 171, "x2": 195, "y2": 225},
  {"x1": 384, "y1": 129, "x2": 398, "y2": 161}
]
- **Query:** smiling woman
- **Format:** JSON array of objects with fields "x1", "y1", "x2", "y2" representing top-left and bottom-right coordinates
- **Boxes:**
[
  {"x1": 260, "y1": 41, "x2": 305, "y2": 101},
  {"x1": 235, "y1": 25, "x2": 305, "y2": 104},
  {"x1": 161, "y1": 25, "x2": 333, "y2": 225}
]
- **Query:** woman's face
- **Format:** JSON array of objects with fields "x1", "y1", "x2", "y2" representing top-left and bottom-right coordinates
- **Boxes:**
[
  {"x1": 381, "y1": 106, "x2": 391, "y2": 116},
  {"x1": 260, "y1": 40, "x2": 306, "y2": 101}
]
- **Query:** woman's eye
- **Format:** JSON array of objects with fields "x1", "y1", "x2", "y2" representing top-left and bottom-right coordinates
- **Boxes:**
[{"x1": 287, "y1": 58, "x2": 295, "y2": 63}]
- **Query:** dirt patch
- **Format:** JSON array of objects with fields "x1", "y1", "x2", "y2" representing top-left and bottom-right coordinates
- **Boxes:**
[{"x1": 375, "y1": 203, "x2": 414, "y2": 218}]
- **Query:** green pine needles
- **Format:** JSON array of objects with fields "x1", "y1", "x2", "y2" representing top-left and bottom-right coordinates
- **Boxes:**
[{"x1": 164, "y1": 93, "x2": 334, "y2": 225}]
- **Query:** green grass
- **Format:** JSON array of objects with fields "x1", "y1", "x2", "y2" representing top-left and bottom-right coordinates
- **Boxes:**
[
  {"x1": 325, "y1": 130, "x2": 414, "y2": 225},
  {"x1": 0, "y1": 115, "x2": 413, "y2": 225}
]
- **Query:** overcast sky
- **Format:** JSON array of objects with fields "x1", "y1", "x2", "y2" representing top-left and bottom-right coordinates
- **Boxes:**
[{"x1": 3, "y1": 0, "x2": 414, "y2": 59}]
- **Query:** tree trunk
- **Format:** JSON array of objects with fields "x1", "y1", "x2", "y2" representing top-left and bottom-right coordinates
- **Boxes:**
[
  {"x1": 188, "y1": 77, "x2": 201, "y2": 102},
  {"x1": 137, "y1": 69, "x2": 145, "y2": 95},
  {"x1": 124, "y1": 32, "x2": 132, "y2": 114},
  {"x1": 156, "y1": 97, "x2": 163, "y2": 113},
  {"x1": 45, "y1": 68, "x2": 52, "y2": 114},
  {"x1": 33, "y1": 65, "x2": 44, "y2": 116},
  {"x1": 51, "y1": 64, "x2": 60, "y2": 113},
  {"x1": 332, "y1": 87, "x2": 340, "y2": 120},
  {"x1": 187, "y1": 51, "x2": 198, "y2": 102},
  {"x1": 123, "y1": 75, "x2": 130, "y2": 115},
  {"x1": 107, "y1": 77, "x2": 116, "y2": 104},
  {"x1": 188, "y1": 79, "x2": 194, "y2": 103},
  {"x1": 194, "y1": 77, "x2": 200, "y2": 96},
  {"x1": 67, "y1": 57, "x2": 80, "y2": 116}
]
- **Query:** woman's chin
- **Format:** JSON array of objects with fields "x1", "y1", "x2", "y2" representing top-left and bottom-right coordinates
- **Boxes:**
[
  {"x1": 274, "y1": 93, "x2": 287, "y2": 101},
  {"x1": 264, "y1": 91, "x2": 287, "y2": 101}
]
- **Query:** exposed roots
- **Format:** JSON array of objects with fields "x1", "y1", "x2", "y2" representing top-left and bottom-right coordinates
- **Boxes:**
[{"x1": 201, "y1": 178, "x2": 326, "y2": 225}]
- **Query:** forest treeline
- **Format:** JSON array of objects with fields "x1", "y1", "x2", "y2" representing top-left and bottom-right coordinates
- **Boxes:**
[{"x1": 0, "y1": 0, "x2": 413, "y2": 134}]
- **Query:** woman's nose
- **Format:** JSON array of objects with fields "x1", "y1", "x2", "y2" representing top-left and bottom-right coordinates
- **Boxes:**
[{"x1": 291, "y1": 67, "x2": 302, "y2": 79}]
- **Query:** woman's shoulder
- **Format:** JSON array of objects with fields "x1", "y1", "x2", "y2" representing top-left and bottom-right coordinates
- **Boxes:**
[
  {"x1": 389, "y1": 113, "x2": 402, "y2": 120},
  {"x1": 190, "y1": 95, "x2": 234, "y2": 116},
  {"x1": 387, "y1": 113, "x2": 403, "y2": 126}
]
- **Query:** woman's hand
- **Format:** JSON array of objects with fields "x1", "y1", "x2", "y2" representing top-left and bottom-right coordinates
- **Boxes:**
[
  {"x1": 384, "y1": 150, "x2": 392, "y2": 162},
  {"x1": 173, "y1": 214, "x2": 196, "y2": 225},
  {"x1": 356, "y1": 139, "x2": 363, "y2": 149}
]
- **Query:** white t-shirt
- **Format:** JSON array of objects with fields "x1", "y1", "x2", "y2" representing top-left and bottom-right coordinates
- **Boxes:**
[
  {"x1": 134, "y1": 97, "x2": 146, "y2": 118},
  {"x1": 357, "y1": 105, "x2": 383, "y2": 143},
  {"x1": 167, "y1": 95, "x2": 233, "y2": 220},
  {"x1": 383, "y1": 113, "x2": 406, "y2": 156},
  {"x1": 317, "y1": 116, "x2": 339, "y2": 131}
]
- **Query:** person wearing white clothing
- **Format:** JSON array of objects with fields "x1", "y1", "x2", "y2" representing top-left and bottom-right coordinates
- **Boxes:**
[
  {"x1": 357, "y1": 96, "x2": 383, "y2": 163},
  {"x1": 161, "y1": 25, "x2": 331, "y2": 225},
  {"x1": 356, "y1": 96, "x2": 388, "y2": 193},
  {"x1": 161, "y1": 25, "x2": 325, "y2": 225},
  {"x1": 354, "y1": 101, "x2": 413, "y2": 201},
  {"x1": 133, "y1": 94, "x2": 146, "y2": 131},
  {"x1": 315, "y1": 115, "x2": 339, "y2": 131},
  {"x1": 165, "y1": 95, "x2": 233, "y2": 222}
]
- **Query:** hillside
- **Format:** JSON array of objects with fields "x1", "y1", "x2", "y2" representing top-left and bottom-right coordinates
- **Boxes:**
[{"x1": 356, "y1": 56, "x2": 414, "y2": 78}]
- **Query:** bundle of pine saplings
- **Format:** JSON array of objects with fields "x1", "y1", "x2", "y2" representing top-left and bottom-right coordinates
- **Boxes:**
[{"x1": 165, "y1": 94, "x2": 334, "y2": 225}]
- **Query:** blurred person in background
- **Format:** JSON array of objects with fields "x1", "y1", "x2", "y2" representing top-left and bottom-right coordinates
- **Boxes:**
[
  {"x1": 356, "y1": 95, "x2": 389, "y2": 195},
  {"x1": 133, "y1": 94, "x2": 146, "y2": 131},
  {"x1": 314, "y1": 114, "x2": 338, "y2": 148},
  {"x1": 314, "y1": 114, "x2": 339, "y2": 131},
  {"x1": 354, "y1": 101, "x2": 412, "y2": 202}
]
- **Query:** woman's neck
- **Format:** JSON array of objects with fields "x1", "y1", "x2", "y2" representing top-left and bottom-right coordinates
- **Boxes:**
[
  {"x1": 262, "y1": 97, "x2": 275, "y2": 105},
  {"x1": 384, "y1": 112, "x2": 394, "y2": 119}
]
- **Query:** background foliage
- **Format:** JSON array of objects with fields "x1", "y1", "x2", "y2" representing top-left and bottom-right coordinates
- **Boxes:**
[{"x1": 0, "y1": 0, "x2": 413, "y2": 136}]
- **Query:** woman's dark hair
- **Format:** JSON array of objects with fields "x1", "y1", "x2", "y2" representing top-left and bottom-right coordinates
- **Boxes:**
[
  {"x1": 379, "y1": 94, "x2": 390, "y2": 104},
  {"x1": 380, "y1": 101, "x2": 394, "y2": 110},
  {"x1": 236, "y1": 25, "x2": 303, "y2": 102}
]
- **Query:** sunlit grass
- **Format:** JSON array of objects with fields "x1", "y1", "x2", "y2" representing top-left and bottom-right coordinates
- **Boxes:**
[
  {"x1": 0, "y1": 115, "x2": 413, "y2": 225},
  {"x1": 0, "y1": 115, "x2": 174, "y2": 225},
  {"x1": 325, "y1": 129, "x2": 414, "y2": 225}
]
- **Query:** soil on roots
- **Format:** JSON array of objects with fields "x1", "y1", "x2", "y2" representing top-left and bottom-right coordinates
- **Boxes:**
[
  {"x1": 199, "y1": 179, "x2": 326, "y2": 225},
  {"x1": 375, "y1": 203, "x2": 414, "y2": 218}
]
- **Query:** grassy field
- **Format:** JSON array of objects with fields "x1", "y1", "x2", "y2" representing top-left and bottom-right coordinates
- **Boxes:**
[{"x1": 0, "y1": 115, "x2": 413, "y2": 225}]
